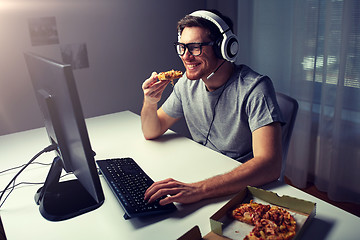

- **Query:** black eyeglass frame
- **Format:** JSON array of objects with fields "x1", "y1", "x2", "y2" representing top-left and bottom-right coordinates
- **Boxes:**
[{"x1": 174, "y1": 41, "x2": 214, "y2": 56}]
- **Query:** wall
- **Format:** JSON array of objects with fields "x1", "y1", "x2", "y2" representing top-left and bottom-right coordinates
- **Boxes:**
[
  {"x1": 0, "y1": 0, "x2": 292, "y2": 138},
  {"x1": 0, "y1": 0, "x2": 210, "y2": 136},
  {"x1": 238, "y1": 0, "x2": 294, "y2": 93}
]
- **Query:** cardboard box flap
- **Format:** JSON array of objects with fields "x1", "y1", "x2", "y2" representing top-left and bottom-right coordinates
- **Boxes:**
[
  {"x1": 247, "y1": 186, "x2": 316, "y2": 214},
  {"x1": 177, "y1": 226, "x2": 202, "y2": 240},
  {"x1": 210, "y1": 189, "x2": 247, "y2": 236}
]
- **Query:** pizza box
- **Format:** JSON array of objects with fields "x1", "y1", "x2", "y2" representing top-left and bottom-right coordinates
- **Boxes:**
[
  {"x1": 208, "y1": 186, "x2": 316, "y2": 240},
  {"x1": 177, "y1": 226, "x2": 203, "y2": 240},
  {"x1": 177, "y1": 225, "x2": 230, "y2": 240}
]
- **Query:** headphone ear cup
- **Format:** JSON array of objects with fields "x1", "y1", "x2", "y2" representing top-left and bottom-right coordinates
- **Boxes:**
[
  {"x1": 214, "y1": 34, "x2": 239, "y2": 62},
  {"x1": 213, "y1": 37, "x2": 224, "y2": 60},
  {"x1": 188, "y1": 10, "x2": 239, "y2": 61},
  {"x1": 221, "y1": 34, "x2": 239, "y2": 62}
]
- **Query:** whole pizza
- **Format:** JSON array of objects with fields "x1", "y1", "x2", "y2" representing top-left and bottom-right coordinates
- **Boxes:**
[{"x1": 232, "y1": 200, "x2": 297, "y2": 240}]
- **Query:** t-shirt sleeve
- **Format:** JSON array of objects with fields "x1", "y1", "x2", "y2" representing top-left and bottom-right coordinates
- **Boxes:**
[{"x1": 246, "y1": 77, "x2": 284, "y2": 132}]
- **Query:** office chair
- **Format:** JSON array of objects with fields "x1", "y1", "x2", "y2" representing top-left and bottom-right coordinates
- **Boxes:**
[{"x1": 276, "y1": 92, "x2": 299, "y2": 181}]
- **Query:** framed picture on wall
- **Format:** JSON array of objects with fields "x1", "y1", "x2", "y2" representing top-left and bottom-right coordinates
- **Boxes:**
[
  {"x1": 60, "y1": 43, "x2": 89, "y2": 70},
  {"x1": 28, "y1": 16, "x2": 59, "y2": 46}
]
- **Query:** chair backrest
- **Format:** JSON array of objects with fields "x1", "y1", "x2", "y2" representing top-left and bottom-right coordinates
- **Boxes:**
[{"x1": 276, "y1": 92, "x2": 299, "y2": 181}]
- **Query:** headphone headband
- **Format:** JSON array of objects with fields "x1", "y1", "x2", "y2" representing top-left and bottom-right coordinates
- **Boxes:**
[
  {"x1": 188, "y1": 10, "x2": 239, "y2": 62},
  {"x1": 190, "y1": 10, "x2": 230, "y2": 35}
]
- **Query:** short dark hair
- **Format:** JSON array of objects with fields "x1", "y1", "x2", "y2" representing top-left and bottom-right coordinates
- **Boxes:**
[{"x1": 177, "y1": 9, "x2": 234, "y2": 42}]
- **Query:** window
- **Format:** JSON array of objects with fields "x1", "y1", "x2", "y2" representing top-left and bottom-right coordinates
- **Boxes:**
[{"x1": 301, "y1": 0, "x2": 360, "y2": 89}]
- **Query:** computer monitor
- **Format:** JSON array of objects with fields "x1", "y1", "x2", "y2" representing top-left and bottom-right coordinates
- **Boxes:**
[{"x1": 24, "y1": 52, "x2": 104, "y2": 221}]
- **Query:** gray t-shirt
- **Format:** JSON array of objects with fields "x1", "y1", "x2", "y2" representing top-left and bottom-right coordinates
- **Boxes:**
[{"x1": 161, "y1": 64, "x2": 283, "y2": 162}]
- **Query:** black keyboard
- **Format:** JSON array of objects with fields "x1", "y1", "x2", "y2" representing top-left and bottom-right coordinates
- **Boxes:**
[{"x1": 96, "y1": 158, "x2": 176, "y2": 219}]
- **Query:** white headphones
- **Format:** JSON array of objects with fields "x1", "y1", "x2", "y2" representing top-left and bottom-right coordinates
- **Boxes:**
[{"x1": 189, "y1": 10, "x2": 239, "y2": 62}]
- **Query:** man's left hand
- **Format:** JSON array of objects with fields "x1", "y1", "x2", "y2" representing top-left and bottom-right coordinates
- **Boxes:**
[{"x1": 144, "y1": 178, "x2": 204, "y2": 205}]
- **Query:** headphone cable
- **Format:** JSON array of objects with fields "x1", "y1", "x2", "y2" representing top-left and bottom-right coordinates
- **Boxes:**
[{"x1": 204, "y1": 72, "x2": 230, "y2": 146}]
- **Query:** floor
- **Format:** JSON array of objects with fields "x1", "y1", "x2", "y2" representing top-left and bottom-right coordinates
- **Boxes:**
[{"x1": 284, "y1": 177, "x2": 360, "y2": 218}]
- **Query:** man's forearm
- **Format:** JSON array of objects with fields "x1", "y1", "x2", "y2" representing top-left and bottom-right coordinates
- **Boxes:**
[
  {"x1": 198, "y1": 156, "x2": 281, "y2": 200},
  {"x1": 141, "y1": 101, "x2": 162, "y2": 140}
]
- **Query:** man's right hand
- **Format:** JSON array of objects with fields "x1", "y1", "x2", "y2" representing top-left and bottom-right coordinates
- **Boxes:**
[
  {"x1": 141, "y1": 72, "x2": 178, "y2": 140},
  {"x1": 142, "y1": 72, "x2": 170, "y2": 105}
]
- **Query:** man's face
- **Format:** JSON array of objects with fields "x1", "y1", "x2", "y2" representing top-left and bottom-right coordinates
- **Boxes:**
[{"x1": 179, "y1": 27, "x2": 219, "y2": 80}]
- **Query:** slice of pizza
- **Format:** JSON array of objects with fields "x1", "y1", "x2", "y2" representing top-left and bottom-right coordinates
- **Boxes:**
[
  {"x1": 245, "y1": 217, "x2": 296, "y2": 240},
  {"x1": 232, "y1": 201, "x2": 297, "y2": 240},
  {"x1": 244, "y1": 219, "x2": 279, "y2": 240},
  {"x1": 232, "y1": 200, "x2": 271, "y2": 225},
  {"x1": 262, "y1": 206, "x2": 296, "y2": 239},
  {"x1": 157, "y1": 69, "x2": 183, "y2": 82}
]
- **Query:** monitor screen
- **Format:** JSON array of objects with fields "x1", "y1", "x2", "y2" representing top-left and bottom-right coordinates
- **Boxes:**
[{"x1": 24, "y1": 52, "x2": 104, "y2": 221}]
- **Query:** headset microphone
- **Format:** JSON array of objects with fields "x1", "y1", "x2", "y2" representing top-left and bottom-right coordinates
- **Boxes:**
[
  {"x1": 206, "y1": 60, "x2": 226, "y2": 80},
  {"x1": 206, "y1": 72, "x2": 215, "y2": 80}
]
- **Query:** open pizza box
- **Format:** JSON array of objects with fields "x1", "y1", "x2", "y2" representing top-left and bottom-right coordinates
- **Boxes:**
[
  {"x1": 177, "y1": 186, "x2": 316, "y2": 240},
  {"x1": 204, "y1": 186, "x2": 316, "y2": 240}
]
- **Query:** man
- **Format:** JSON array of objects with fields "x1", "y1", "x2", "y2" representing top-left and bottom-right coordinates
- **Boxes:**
[{"x1": 141, "y1": 10, "x2": 283, "y2": 205}]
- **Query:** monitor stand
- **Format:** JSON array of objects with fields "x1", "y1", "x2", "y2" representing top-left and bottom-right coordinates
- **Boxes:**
[{"x1": 35, "y1": 156, "x2": 103, "y2": 221}]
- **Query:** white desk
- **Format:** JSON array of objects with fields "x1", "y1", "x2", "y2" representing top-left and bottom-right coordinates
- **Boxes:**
[{"x1": 0, "y1": 111, "x2": 359, "y2": 240}]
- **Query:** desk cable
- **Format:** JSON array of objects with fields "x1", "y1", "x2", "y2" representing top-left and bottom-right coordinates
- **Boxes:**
[{"x1": 0, "y1": 144, "x2": 57, "y2": 208}]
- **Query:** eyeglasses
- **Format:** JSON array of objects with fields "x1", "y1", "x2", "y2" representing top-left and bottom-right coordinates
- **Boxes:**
[{"x1": 174, "y1": 42, "x2": 214, "y2": 56}]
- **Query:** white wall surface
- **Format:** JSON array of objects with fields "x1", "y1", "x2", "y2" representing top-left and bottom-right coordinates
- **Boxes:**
[
  {"x1": 0, "y1": 0, "x2": 213, "y2": 136},
  {"x1": 1, "y1": 0, "x2": 292, "y2": 139}
]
